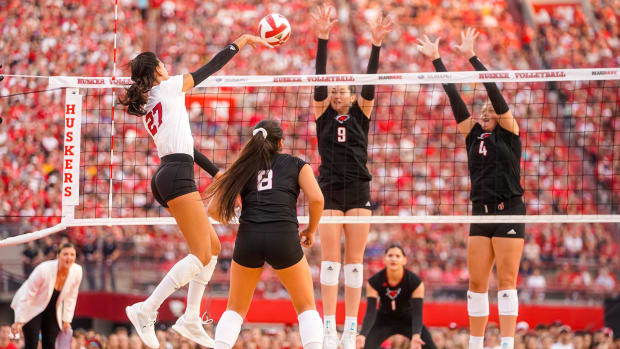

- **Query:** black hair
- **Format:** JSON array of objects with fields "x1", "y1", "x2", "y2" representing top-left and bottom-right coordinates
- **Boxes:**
[
  {"x1": 118, "y1": 52, "x2": 160, "y2": 116},
  {"x1": 332, "y1": 85, "x2": 355, "y2": 93},
  {"x1": 384, "y1": 244, "x2": 406, "y2": 256},
  {"x1": 57, "y1": 242, "x2": 76, "y2": 254},
  {"x1": 206, "y1": 120, "x2": 284, "y2": 222}
]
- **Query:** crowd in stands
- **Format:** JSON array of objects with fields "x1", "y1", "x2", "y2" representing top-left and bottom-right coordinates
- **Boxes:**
[
  {"x1": 2, "y1": 320, "x2": 619, "y2": 349},
  {"x1": 1, "y1": 0, "x2": 618, "y2": 301}
]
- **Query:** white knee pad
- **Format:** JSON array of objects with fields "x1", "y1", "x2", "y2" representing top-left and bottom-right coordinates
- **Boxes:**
[
  {"x1": 298, "y1": 310, "x2": 323, "y2": 347},
  {"x1": 194, "y1": 256, "x2": 218, "y2": 285},
  {"x1": 343, "y1": 264, "x2": 364, "y2": 288},
  {"x1": 498, "y1": 289, "x2": 518, "y2": 316},
  {"x1": 168, "y1": 254, "x2": 204, "y2": 288},
  {"x1": 320, "y1": 261, "x2": 341, "y2": 286},
  {"x1": 467, "y1": 291, "x2": 489, "y2": 317},
  {"x1": 214, "y1": 310, "x2": 243, "y2": 348}
]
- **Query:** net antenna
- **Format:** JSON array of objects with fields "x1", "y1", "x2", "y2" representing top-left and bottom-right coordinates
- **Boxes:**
[{"x1": 1, "y1": 67, "x2": 619, "y2": 247}]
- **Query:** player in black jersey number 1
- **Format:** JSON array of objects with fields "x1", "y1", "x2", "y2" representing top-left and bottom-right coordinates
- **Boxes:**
[
  {"x1": 311, "y1": 4, "x2": 393, "y2": 349},
  {"x1": 418, "y1": 28, "x2": 525, "y2": 349},
  {"x1": 358, "y1": 245, "x2": 437, "y2": 349},
  {"x1": 206, "y1": 120, "x2": 325, "y2": 349}
]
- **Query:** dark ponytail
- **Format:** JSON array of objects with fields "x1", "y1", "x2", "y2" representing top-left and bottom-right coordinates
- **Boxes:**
[
  {"x1": 206, "y1": 120, "x2": 284, "y2": 222},
  {"x1": 119, "y1": 52, "x2": 160, "y2": 116}
]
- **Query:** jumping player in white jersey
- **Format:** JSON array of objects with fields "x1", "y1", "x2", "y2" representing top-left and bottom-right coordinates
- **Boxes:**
[{"x1": 119, "y1": 34, "x2": 270, "y2": 349}]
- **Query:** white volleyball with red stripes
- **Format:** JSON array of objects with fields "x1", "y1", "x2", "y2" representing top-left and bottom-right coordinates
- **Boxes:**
[{"x1": 258, "y1": 13, "x2": 291, "y2": 47}]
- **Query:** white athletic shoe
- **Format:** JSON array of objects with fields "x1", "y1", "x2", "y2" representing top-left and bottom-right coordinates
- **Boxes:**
[
  {"x1": 172, "y1": 314, "x2": 215, "y2": 348},
  {"x1": 125, "y1": 302, "x2": 159, "y2": 349},
  {"x1": 323, "y1": 328, "x2": 339, "y2": 349},
  {"x1": 340, "y1": 329, "x2": 357, "y2": 349}
]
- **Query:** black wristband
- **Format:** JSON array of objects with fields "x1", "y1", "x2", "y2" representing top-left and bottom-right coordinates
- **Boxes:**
[
  {"x1": 360, "y1": 297, "x2": 378, "y2": 336},
  {"x1": 190, "y1": 43, "x2": 239, "y2": 87},
  {"x1": 411, "y1": 298, "x2": 423, "y2": 335},
  {"x1": 316, "y1": 39, "x2": 328, "y2": 74},
  {"x1": 361, "y1": 45, "x2": 381, "y2": 100},
  {"x1": 193, "y1": 148, "x2": 219, "y2": 177},
  {"x1": 432, "y1": 58, "x2": 471, "y2": 123},
  {"x1": 468, "y1": 55, "x2": 488, "y2": 71},
  {"x1": 366, "y1": 45, "x2": 380, "y2": 74},
  {"x1": 314, "y1": 39, "x2": 328, "y2": 101},
  {"x1": 469, "y1": 56, "x2": 510, "y2": 115},
  {"x1": 432, "y1": 57, "x2": 448, "y2": 72}
]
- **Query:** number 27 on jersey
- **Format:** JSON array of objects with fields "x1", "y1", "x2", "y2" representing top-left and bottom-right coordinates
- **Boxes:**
[{"x1": 145, "y1": 102, "x2": 163, "y2": 135}]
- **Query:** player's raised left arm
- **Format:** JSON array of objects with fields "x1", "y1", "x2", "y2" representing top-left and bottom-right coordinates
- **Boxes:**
[
  {"x1": 182, "y1": 35, "x2": 271, "y2": 92},
  {"x1": 456, "y1": 28, "x2": 518, "y2": 135},
  {"x1": 359, "y1": 13, "x2": 394, "y2": 117}
]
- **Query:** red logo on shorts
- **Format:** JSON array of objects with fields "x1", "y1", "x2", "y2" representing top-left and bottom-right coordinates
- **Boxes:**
[{"x1": 498, "y1": 202, "x2": 505, "y2": 211}]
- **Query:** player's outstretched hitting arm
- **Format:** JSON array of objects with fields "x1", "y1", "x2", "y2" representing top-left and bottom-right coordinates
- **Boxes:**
[{"x1": 181, "y1": 34, "x2": 271, "y2": 92}]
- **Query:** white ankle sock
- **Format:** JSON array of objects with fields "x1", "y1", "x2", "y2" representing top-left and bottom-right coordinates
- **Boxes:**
[
  {"x1": 501, "y1": 337, "x2": 514, "y2": 349},
  {"x1": 344, "y1": 316, "x2": 357, "y2": 332},
  {"x1": 214, "y1": 310, "x2": 243, "y2": 349},
  {"x1": 143, "y1": 254, "x2": 203, "y2": 313},
  {"x1": 185, "y1": 256, "x2": 217, "y2": 319},
  {"x1": 469, "y1": 336, "x2": 484, "y2": 349},
  {"x1": 323, "y1": 315, "x2": 336, "y2": 331},
  {"x1": 298, "y1": 310, "x2": 323, "y2": 349}
]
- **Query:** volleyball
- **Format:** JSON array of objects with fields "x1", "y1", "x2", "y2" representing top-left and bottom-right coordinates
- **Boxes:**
[{"x1": 258, "y1": 13, "x2": 291, "y2": 46}]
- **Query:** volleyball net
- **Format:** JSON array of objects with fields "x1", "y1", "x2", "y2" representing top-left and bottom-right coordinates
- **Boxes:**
[{"x1": 0, "y1": 68, "x2": 619, "y2": 246}]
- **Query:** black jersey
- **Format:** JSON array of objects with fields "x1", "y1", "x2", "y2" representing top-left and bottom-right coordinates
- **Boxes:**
[
  {"x1": 316, "y1": 100, "x2": 372, "y2": 188},
  {"x1": 368, "y1": 268, "x2": 422, "y2": 319},
  {"x1": 466, "y1": 123, "x2": 524, "y2": 204},
  {"x1": 239, "y1": 153, "x2": 306, "y2": 225}
]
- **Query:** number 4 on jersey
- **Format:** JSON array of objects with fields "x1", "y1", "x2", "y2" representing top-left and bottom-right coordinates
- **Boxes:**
[{"x1": 478, "y1": 140, "x2": 488, "y2": 156}]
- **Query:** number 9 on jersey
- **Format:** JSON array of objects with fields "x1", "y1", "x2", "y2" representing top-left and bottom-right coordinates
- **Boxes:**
[{"x1": 337, "y1": 126, "x2": 346, "y2": 143}]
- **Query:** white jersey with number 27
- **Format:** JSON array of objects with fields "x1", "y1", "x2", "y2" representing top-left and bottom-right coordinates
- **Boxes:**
[{"x1": 142, "y1": 75, "x2": 194, "y2": 158}]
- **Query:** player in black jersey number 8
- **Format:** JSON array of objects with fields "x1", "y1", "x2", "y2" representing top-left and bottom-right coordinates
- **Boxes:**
[
  {"x1": 418, "y1": 28, "x2": 525, "y2": 349},
  {"x1": 311, "y1": 4, "x2": 393, "y2": 349},
  {"x1": 206, "y1": 120, "x2": 325, "y2": 349}
]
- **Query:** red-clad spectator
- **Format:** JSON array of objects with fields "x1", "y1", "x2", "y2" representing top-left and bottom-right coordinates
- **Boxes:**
[{"x1": 0, "y1": 325, "x2": 18, "y2": 349}]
